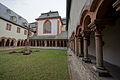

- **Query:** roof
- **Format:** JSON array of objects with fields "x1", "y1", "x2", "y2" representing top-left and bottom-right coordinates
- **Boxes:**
[
  {"x1": 55, "y1": 31, "x2": 68, "y2": 39},
  {"x1": 29, "y1": 31, "x2": 68, "y2": 40},
  {"x1": 29, "y1": 22, "x2": 37, "y2": 28},
  {"x1": 36, "y1": 11, "x2": 60, "y2": 19},
  {"x1": 0, "y1": 3, "x2": 28, "y2": 28},
  {"x1": 62, "y1": 18, "x2": 66, "y2": 25}
]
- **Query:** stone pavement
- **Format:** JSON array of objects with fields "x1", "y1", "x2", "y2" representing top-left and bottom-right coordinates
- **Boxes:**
[{"x1": 67, "y1": 49, "x2": 82, "y2": 80}]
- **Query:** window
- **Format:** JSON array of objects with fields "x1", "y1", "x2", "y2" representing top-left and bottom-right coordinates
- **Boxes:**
[
  {"x1": 24, "y1": 30, "x2": 27, "y2": 35},
  {"x1": 10, "y1": 16, "x2": 17, "y2": 22},
  {"x1": 6, "y1": 9, "x2": 11, "y2": 14},
  {"x1": 43, "y1": 20, "x2": 51, "y2": 34},
  {"x1": 17, "y1": 27, "x2": 20, "y2": 33},
  {"x1": 6, "y1": 23, "x2": 11, "y2": 31}
]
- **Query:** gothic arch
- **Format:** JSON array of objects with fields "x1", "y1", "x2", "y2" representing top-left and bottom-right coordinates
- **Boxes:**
[{"x1": 43, "y1": 20, "x2": 51, "y2": 34}]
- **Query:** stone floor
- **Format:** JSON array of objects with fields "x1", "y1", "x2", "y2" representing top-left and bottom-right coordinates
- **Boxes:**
[
  {"x1": 67, "y1": 50, "x2": 82, "y2": 80},
  {"x1": 67, "y1": 49, "x2": 117, "y2": 80}
]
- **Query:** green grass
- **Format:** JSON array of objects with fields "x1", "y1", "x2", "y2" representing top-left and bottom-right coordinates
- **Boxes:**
[{"x1": 0, "y1": 48, "x2": 69, "y2": 80}]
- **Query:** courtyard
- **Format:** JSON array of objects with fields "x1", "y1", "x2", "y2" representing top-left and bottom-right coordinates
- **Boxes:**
[{"x1": 0, "y1": 48, "x2": 69, "y2": 80}]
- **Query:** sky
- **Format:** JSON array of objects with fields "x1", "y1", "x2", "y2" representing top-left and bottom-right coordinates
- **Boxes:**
[{"x1": 0, "y1": 0, "x2": 66, "y2": 23}]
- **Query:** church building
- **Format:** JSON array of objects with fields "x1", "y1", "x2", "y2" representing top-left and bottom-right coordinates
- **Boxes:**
[{"x1": 29, "y1": 11, "x2": 68, "y2": 47}]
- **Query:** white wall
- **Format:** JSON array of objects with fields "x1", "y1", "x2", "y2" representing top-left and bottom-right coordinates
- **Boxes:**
[
  {"x1": 68, "y1": 0, "x2": 87, "y2": 38},
  {"x1": 0, "y1": 19, "x2": 32, "y2": 40},
  {"x1": 37, "y1": 19, "x2": 61, "y2": 36}
]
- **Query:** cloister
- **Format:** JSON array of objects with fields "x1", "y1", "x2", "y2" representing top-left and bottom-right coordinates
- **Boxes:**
[
  {"x1": 68, "y1": 0, "x2": 120, "y2": 79},
  {"x1": 0, "y1": 37, "x2": 67, "y2": 47}
]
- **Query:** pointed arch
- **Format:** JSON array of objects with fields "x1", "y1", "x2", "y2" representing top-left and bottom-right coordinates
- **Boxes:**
[{"x1": 43, "y1": 20, "x2": 51, "y2": 34}]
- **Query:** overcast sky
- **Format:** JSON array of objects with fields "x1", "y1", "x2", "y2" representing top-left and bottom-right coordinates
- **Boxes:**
[{"x1": 0, "y1": 0, "x2": 66, "y2": 23}]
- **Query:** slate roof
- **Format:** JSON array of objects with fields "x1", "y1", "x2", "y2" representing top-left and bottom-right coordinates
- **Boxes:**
[
  {"x1": 29, "y1": 22, "x2": 37, "y2": 28},
  {"x1": 0, "y1": 3, "x2": 28, "y2": 28},
  {"x1": 29, "y1": 31, "x2": 68, "y2": 40},
  {"x1": 55, "y1": 31, "x2": 67, "y2": 39},
  {"x1": 36, "y1": 11, "x2": 60, "y2": 19},
  {"x1": 62, "y1": 18, "x2": 66, "y2": 25}
]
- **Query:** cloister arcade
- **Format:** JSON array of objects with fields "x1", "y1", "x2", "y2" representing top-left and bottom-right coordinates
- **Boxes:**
[
  {"x1": 30, "y1": 40, "x2": 67, "y2": 47},
  {"x1": 68, "y1": 0, "x2": 120, "y2": 79},
  {"x1": 0, "y1": 37, "x2": 67, "y2": 47}
]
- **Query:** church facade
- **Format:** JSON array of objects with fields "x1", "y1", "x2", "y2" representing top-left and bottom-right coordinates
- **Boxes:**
[
  {"x1": 29, "y1": 11, "x2": 68, "y2": 47},
  {"x1": 0, "y1": 3, "x2": 67, "y2": 48}
]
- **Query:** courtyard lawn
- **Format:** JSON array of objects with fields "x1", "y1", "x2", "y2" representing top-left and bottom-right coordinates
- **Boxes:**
[{"x1": 0, "y1": 48, "x2": 69, "y2": 80}]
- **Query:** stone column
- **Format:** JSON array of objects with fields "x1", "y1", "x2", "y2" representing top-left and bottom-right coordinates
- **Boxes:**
[
  {"x1": 63, "y1": 40, "x2": 65, "y2": 47},
  {"x1": 73, "y1": 39, "x2": 75, "y2": 53},
  {"x1": 44, "y1": 40, "x2": 47, "y2": 47},
  {"x1": 4, "y1": 39, "x2": 7, "y2": 47},
  {"x1": 78, "y1": 37, "x2": 84, "y2": 57},
  {"x1": 95, "y1": 30, "x2": 104, "y2": 69},
  {"x1": 55, "y1": 41, "x2": 57, "y2": 47},
  {"x1": 84, "y1": 37, "x2": 88, "y2": 58},
  {"x1": 35, "y1": 40, "x2": 37, "y2": 46},
  {"x1": 48, "y1": 41, "x2": 50, "y2": 47},
  {"x1": 82, "y1": 36, "x2": 91, "y2": 63},
  {"x1": 51, "y1": 41, "x2": 53, "y2": 47},
  {"x1": 74, "y1": 36, "x2": 78, "y2": 55},
  {"x1": 9, "y1": 40, "x2": 12, "y2": 46},
  {"x1": 59, "y1": 41, "x2": 61, "y2": 47},
  {"x1": 14, "y1": 41, "x2": 17, "y2": 47}
]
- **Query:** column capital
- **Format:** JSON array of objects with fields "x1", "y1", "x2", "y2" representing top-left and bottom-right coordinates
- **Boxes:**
[
  {"x1": 88, "y1": 19, "x2": 109, "y2": 32},
  {"x1": 113, "y1": 0, "x2": 120, "y2": 12},
  {"x1": 81, "y1": 29, "x2": 91, "y2": 38}
]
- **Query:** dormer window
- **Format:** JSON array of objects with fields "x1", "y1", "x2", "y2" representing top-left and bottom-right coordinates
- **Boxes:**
[
  {"x1": 19, "y1": 16, "x2": 22, "y2": 20},
  {"x1": 10, "y1": 16, "x2": 17, "y2": 22},
  {"x1": 22, "y1": 22, "x2": 27, "y2": 27},
  {"x1": 7, "y1": 9, "x2": 11, "y2": 14}
]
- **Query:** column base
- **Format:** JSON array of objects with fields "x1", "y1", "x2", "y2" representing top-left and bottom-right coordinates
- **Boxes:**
[
  {"x1": 82, "y1": 58, "x2": 92, "y2": 63},
  {"x1": 92, "y1": 66, "x2": 112, "y2": 77}
]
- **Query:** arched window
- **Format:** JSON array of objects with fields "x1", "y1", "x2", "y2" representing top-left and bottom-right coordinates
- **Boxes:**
[{"x1": 43, "y1": 20, "x2": 51, "y2": 34}]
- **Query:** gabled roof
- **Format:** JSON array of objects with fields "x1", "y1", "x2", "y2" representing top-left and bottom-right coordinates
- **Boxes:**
[
  {"x1": 36, "y1": 11, "x2": 61, "y2": 19},
  {"x1": 0, "y1": 3, "x2": 28, "y2": 28}
]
